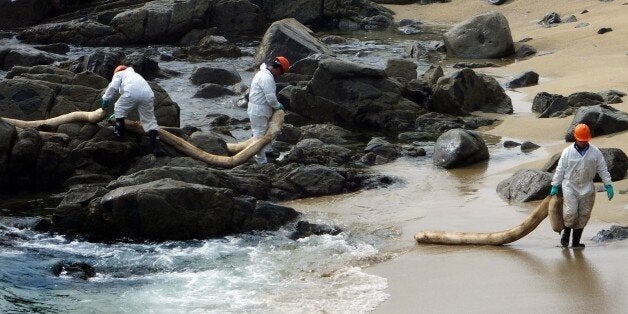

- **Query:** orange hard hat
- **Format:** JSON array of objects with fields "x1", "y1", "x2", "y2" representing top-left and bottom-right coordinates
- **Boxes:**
[
  {"x1": 573, "y1": 123, "x2": 591, "y2": 142},
  {"x1": 273, "y1": 56, "x2": 290, "y2": 74},
  {"x1": 114, "y1": 65, "x2": 127, "y2": 74}
]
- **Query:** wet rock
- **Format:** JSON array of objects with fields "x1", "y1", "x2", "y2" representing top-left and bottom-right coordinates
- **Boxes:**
[
  {"x1": 289, "y1": 58, "x2": 425, "y2": 132},
  {"x1": 365, "y1": 137, "x2": 400, "y2": 160},
  {"x1": 123, "y1": 52, "x2": 160, "y2": 81},
  {"x1": 190, "y1": 66, "x2": 241, "y2": 86},
  {"x1": 506, "y1": 71, "x2": 539, "y2": 88},
  {"x1": 19, "y1": 20, "x2": 127, "y2": 46},
  {"x1": 276, "y1": 164, "x2": 346, "y2": 197},
  {"x1": 253, "y1": 18, "x2": 332, "y2": 67},
  {"x1": 0, "y1": 46, "x2": 66, "y2": 71},
  {"x1": 321, "y1": 35, "x2": 348, "y2": 44},
  {"x1": 398, "y1": 25, "x2": 421, "y2": 35},
  {"x1": 63, "y1": 174, "x2": 116, "y2": 188},
  {"x1": 515, "y1": 44, "x2": 537, "y2": 58},
  {"x1": 415, "y1": 112, "x2": 465, "y2": 134},
  {"x1": 59, "y1": 185, "x2": 110, "y2": 208},
  {"x1": 52, "y1": 262, "x2": 96, "y2": 280},
  {"x1": 430, "y1": 68, "x2": 513, "y2": 115},
  {"x1": 597, "y1": 90, "x2": 625, "y2": 104},
  {"x1": 496, "y1": 169, "x2": 553, "y2": 202},
  {"x1": 0, "y1": 0, "x2": 52, "y2": 29},
  {"x1": 405, "y1": 40, "x2": 446, "y2": 59},
  {"x1": 422, "y1": 65, "x2": 444, "y2": 88},
  {"x1": 564, "y1": 105, "x2": 628, "y2": 141},
  {"x1": 443, "y1": 12, "x2": 514, "y2": 58},
  {"x1": 188, "y1": 132, "x2": 229, "y2": 155},
  {"x1": 520, "y1": 141, "x2": 540, "y2": 152},
  {"x1": 597, "y1": 27, "x2": 613, "y2": 34},
  {"x1": 433, "y1": 129, "x2": 489, "y2": 168},
  {"x1": 360, "y1": 152, "x2": 391, "y2": 166},
  {"x1": 592, "y1": 225, "x2": 628, "y2": 242},
  {"x1": 503, "y1": 140, "x2": 521, "y2": 148},
  {"x1": 71, "y1": 72, "x2": 109, "y2": 90},
  {"x1": 290, "y1": 221, "x2": 342, "y2": 240},
  {"x1": 193, "y1": 84, "x2": 236, "y2": 99},
  {"x1": 298, "y1": 124, "x2": 352, "y2": 145},
  {"x1": 178, "y1": 35, "x2": 243, "y2": 60},
  {"x1": 402, "y1": 79, "x2": 432, "y2": 109},
  {"x1": 532, "y1": 92, "x2": 569, "y2": 118},
  {"x1": 385, "y1": 59, "x2": 417, "y2": 82},
  {"x1": 70, "y1": 50, "x2": 125, "y2": 80},
  {"x1": 210, "y1": 0, "x2": 264, "y2": 34},
  {"x1": 398, "y1": 131, "x2": 438, "y2": 142},
  {"x1": 284, "y1": 139, "x2": 352, "y2": 166},
  {"x1": 566, "y1": 92, "x2": 604, "y2": 107},
  {"x1": 34, "y1": 43, "x2": 70, "y2": 55}
]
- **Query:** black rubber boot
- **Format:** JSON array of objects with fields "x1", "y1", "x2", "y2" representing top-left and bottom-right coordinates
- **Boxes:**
[
  {"x1": 114, "y1": 118, "x2": 125, "y2": 141},
  {"x1": 572, "y1": 228, "x2": 585, "y2": 248},
  {"x1": 560, "y1": 227, "x2": 571, "y2": 247},
  {"x1": 148, "y1": 129, "x2": 166, "y2": 157}
]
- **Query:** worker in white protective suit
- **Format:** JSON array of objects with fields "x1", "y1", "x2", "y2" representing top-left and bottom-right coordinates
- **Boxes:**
[
  {"x1": 247, "y1": 56, "x2": 290, "y2": 164},
  {"x1": 101, "y1": 65, "x2": 166, "y2": 157},
  {"x1": 550, "y1": 123, "x2": 614, "y2": 248}
]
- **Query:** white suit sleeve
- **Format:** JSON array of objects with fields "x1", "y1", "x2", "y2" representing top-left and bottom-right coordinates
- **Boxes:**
[
  {"x1": 595, "y1": 150, "x2": 613, "y2": 185},
  {"x1": 261, "y1": 76, "x2": 281, "y2": 109},
  {"x1": 551, "y1": 149, "x2": 568, "y2": 187},
  {"x1": 103, "y1": 72, "x2": 122, "y2": 100}
]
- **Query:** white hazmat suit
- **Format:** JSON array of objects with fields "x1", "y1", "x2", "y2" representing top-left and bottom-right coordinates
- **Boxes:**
[
  {"x1": 247, "y1": 63, "x2": 282, "y2": 164},
  {"x1": 103, "y1": 67, "x2": 158, "y2": 132},
  {"x1": 551, "y1": 143, "x2": 612, "y2": 228}
]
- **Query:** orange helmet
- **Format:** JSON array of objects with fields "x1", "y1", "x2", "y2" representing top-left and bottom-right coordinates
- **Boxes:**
[
  {"x1": 573, "y1": 123, "x2": 591, "y2": 142},
  {"x1": 273, "y1": 56, "x2": 290, "y2": 74},
  {"x1": 114, "y1": 65, "x2": 127, "y2": 74}
]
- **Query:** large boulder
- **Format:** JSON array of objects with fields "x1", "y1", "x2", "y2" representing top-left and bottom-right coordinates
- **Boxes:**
[
  {"x1": 564, "y1": 105, "x2": 628, "y2": 142},
  {"x1": 289, "y1": 58, "x2": 426, "y2": 131},
  {"x1": 443, "y1": 11, "x2": 514, "y2": 58},
  {"x1": 433, "y1": 129, "x2": 489, "y2": 168},
  {"x1": 253, "y1": 18, "x2": 332, "y2": 66},
  {"x1": 275, "y1": 164, "x2": 346, "y2": 197},
  {"x1": 0, "y1": 0, "x2": 52, "y2": 29},
  {"x1": 430, "y1": 68, "x2": 513, "y2": 115},
  {"x1": 209, "y1": 0, "x2": 264, "y2": 34},
  {"x1": 52, "y1": 178, "x2": 299, "y2": 241},
  {"x1": 18, "y1": 20, "x2": 128, "y2": 46},
  {"x1": 284, "y1": 138, "x2": 352, "y2": 166},
  {"x1": 261, "y1": 0, "x2": 324, "y2": 25},
  {"x1": 496, "y1": 169, "x2": 553, "y2": 202},
  {"x1": 0, "y1": 46, "x2": 66, "y2": 71},
  {"x1": 0, "y1": 79, "x2": 55, "y2": 120}
]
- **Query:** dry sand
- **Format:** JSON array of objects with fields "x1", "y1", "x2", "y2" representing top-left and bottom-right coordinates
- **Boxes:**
[{"x1": 364, "y1": 0, "x2": 628, "y2": 312}]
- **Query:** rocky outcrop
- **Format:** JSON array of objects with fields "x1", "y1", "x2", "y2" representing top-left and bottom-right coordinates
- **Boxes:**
[
  {"x1": 433, "y1": 129, "x2": 489, "y2": 168},
  {"x1": 496, "y1": 169, "x2": 553, "y2": 203},
  {"x1": 289, "y1": 58, "x2": 426, "y2": 132},
  {"x1": 430, "y1": 68, "x2": 513, "y2": 115},
  {"x1": 284, "y1": 139, "x2": 352, "y2": 166},
  {"x1": 532, "y1": 91, "x2": 608, "y2": 118},
  {"x1": 0, "y1": 45, "x2": 66, "y2": 71},
  {"x1": 52, "y1": 178, "x2": 299, "y2": 241},
  {"x1": 443, "y1": 12, "x2": 514, "y2": 59}
]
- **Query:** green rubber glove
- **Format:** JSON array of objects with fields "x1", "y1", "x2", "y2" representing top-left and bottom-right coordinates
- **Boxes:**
[
  {"x1": 101, "y1": 99, "x2": 110, "y2": 109},
  {"x1": 605, "y1": 184, "x2": 614, "y2": 200},
  {"x1": 549, "y1": 185, "x2": 560, "y2": 196},
  {"x1": 276, "y1": 103, "x2": 284, "y2": 110}
]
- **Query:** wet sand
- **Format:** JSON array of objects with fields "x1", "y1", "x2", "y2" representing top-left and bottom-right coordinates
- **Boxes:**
[{"x1": 291, "y1": 0, "x2": 627, "y2": 312}]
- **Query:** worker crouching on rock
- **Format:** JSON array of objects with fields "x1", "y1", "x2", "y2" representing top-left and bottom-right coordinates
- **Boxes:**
[
  {"x1": 101, "y1": 65, "x2": 166, "y2": 157},
  {"x1": 247, "y1": 56, "x2": 290, "y2": 164},
  {"x1": 549, "y1": 123, "x2": 614, "y2": 248}
]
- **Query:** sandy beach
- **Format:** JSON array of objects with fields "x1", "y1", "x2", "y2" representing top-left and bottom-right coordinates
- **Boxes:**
[{"x1": 363, "y1": 0, "x2": 627, "y2": 312}]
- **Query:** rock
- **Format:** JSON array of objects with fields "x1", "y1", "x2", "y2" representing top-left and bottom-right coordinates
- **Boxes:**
[
  {"x1": 188, "y1": 132, "x2": 229, "y2": 155},
  {"x1": 289, "y1": 220, "x2": 342, "y2": 240},
  {"x1": 190, "y1": 67, "x2": 241, "y2": 86},
  {"x1": 402, "y1": 79, "x2": 432, "y2": 109},
  {"x1": 284, "y1": 138, "x2": 352, "y2": 166},
  {"x1": 506, "y1": 71, "x2": 539, "y2": 88},
  {"x1": 123, "y1": 52, "x2": 160, "y2": 80},
  {"x1": 405, "y1": 40, "x2": 446, "y2": 58},
  {"x1": 563, "y1": 15, "x2": 578, "y2": 23},
  {"x1": 59, "y1": 185, "x2": 110, "y2": 208},
  {"x1": 503, "y1": 140, "x2": 521, "y2": 148},
  {"x1": 398, "y1": 25, "x2": 421, "y2": 35},
  {"x1": 398, "y1": 131, "x2": 438, "y2": 142},
  {"x1": 365, "y1": 137, "x2": 400, "y2": 160},
  {"x1": 210, "y1": 0, "x2": 264, "y2": 34},
  {"x1": 532, "y1": 92, "x2": 569, "y2": 118},
  {"x1": 452, "y1": 62, "x2": 499, "y2": 69},
  {"x1": 575, "y1": 22, "x2": 590, "y2": 28},
  {"x1": 385, "y1": 59, "x2": 417, "y2": 82},
  {"x1": 8, "y1": 129, "x2": 43, "y2": 184},
  {"x1": 321, "y1": 35, "x2": 347, "y2": 44},
  {"x1": 539, "y1": 12, "x2": 561, "y2": 27},
  {"x1": 430, "y1": 68, "x2": 513, "y2": 115},
  {"x1": 566, "y1": 92, "x2": 604, "y2": 107},
  {"x1": 34, "y1": 43, "x2": 70, "y2": 55},
  {"x1": 597, "y1": 27, "x2": 613, "y2": 34},
  {"x1": 289, "y1": 58, "x2": 425, "y2": 132},
  {"x1": 0, "y1": 46, "x2": 65, "y2": 71},
  {"x1": 592, "y1": 225, "x2": 628, "y2": 242},
  {"x1": 0, "y1": 0, "x2": 52, "y2": 29},
  {"x1": 496, "y1": 169, "x2": 553, "y2": 202},
  {"x1": 71, "y1": 50, "x2": 126, "y2": 80},
  {"x1": 253, "y1": 18, "x2": 332, "y2": 67},
  {"x1": 72, "y1": 72, "x2": 109, "y2": 90},
  {"x1": 277, "y1": 164, "x2": 346, "y2": 196},
  {"x1": 178, "y1": 35, "x2": 243, "y2": 60},
  {"x1": 598, "y1": 90, "x2": 625, "y2": 104},
  {"x1": 443, "y1": 12, "x2": 514, "y2": 58},
  {"x1": 298, "y1": 124, "x2": 352, "y2": 144},
  {"x1": 0, "y1": 79, "x2": 55, "y2": 120},
  {"x1": 262, "y1": 0, "x2": 324, "y2": 26},
  {"x1": 515, "y1": 44, "x2": 537, "y2": 58},
  {"x1": 433, "y1": 129, "x2": 489, "y2": 168},
  {"x1": 520, "y1": 141, "x2": 540, "y2": 152},
  {"x1": 0, "y1": 120, "x2": 18, "y2": 179},
  {"x1": 422, "y1": 65, "x2": 444, "y2": 88},
  {"x1": 564, "y1": 105, "x2": 628, "y2": 141},
  {"x1": 52, "y1": 261, "x2": 96, "y2": 280},
  {"x1": 193, "y1": 83, "x2": 235, "y2": 98},
  {"x1": 19, "y1": 20, "x2": 127, "y2": 46},
  {"x1": 54, "y1": 178, "x2": 299, "y2": 241}
]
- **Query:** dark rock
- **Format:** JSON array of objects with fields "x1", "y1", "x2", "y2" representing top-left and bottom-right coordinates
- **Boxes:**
[
  {"x1": 598, "y1": 90, "x2": 625, "y2": 104},
  {"x1": 430, "y1": 68, "x2": 513, "y2": 115},
  {"x1": 284, "y1": 139, "x2": 352, "y2": 166},
  {"x1": 597, "y1": 28, "x2": 613, "y2": 34},
  {"x1": 564, "y1": 105, "x2": 628, "y2": 141},
  {"x1": 253, "y1": 18, "x2": 332, "y2": 67},
  {"x1": 452, "y1": 62, "x2": 499, "y2": 69},
  {"x1": 0, "y1": 120, "x2": 17, "y2": 178},
  {"x1": 0, "y1": 0, "x2": 52, "y2": 29},
  {"x1": 190, "y1": 67, "x2": 241, "y2": 86},
  {"x1": 532, "y1": 92, "x2": 568, "y2": 117},
  {"x1": 0, "y1": 79, "x2": 54, "y2": 120},
  {"x1": 276, "y1": 164, "x2": 346, "y2": 197},
  {"x1": 433, "y1": 129, "x2": 489, "y2": 168},
  {"x1": 506, "y1": 71, "x2": 539, "y2": 88},
  {"x1": 563, "y1": 15, "x2": 577, "y2": 23},
  {"x1": 365, "y1": 137, "x2": 400, "y2": 160},
  {"x1": 72, "y1": 50, "x2": 125, "y2": 81},
  {"x1": 123, "y1": 52, "x2": 160, "y2": 81},
  {"x1": 515, "y1": 44, "x2": 537, "y2": 58},
  {"x1": 188, "y1": 132, "x2": 229, "y2": 155},
  {"x1": 496, "y1": 169, "x2": 553, "y2": 202},
  {"x1": 443, "y1": 12, "x2": 514, "y2": 58},
  {"x1": 503, "y1": 140, "x2": 521, "y2": 148},
  {"x1": 290, "y1": 221, "x2": 342, "y2": 240},
  {"x1": 385, "y1": 59, "x2": 417, "y2": 82},
  {"x1": 0, "y1": 46, "x2": 65, "y2": 71},
  {"x1": 402, "y1": 79, "x2": 432, "y2": 109},
  {"x1": 405, "y1": 40, "x2": 446, "y2": 59},
  {"x1": 210, "y1": 0, "x2": 264, "y2": 35},
  {"x1": 34, "y1": 43, "x2": 70, "y2": 55},
  {"x1": 298, "y1": 124, "x2": 352, "y2": 145},
  {"x1": 52, "y1": 262, "x2": 96, "y2": 280},
  {"x1": 566, "y1": 92, "x2": 604, "y2": 108},
  {"x1": 423, "y1": 65, "x2": 444, "y2": 88},
  {"x1": 72, "y1": 72, "x2": 109, "y2": 90},
  {"x1": 193, "y1": 83, "x2": 235, "y2": 98},
  {"x1": 539, "y1": 12, "x2": 561, "y2": 27},
  {"x1": 398, "y1": 131, "x2": 439, "y2": 142},
  {"x1": 520, "y1": 141, "x2": 540, "y2": 152},
  {"x1": 59, "y1": 185, "x2": 110, "y2": 208}
]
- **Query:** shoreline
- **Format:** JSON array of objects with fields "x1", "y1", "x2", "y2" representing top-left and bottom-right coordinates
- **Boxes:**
[{"x1": 369, "y1": 0, "x2": 628, "y2": 312}]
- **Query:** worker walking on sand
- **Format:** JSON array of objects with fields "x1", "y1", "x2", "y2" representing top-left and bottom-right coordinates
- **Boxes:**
[
  {"x1": 247, "y1": 56, "x2": 290, "y2": 164},
  {"x1": 549, "y1": 123, "x2": 614, "y2": 248},
  {"x1": 101, "y1": 65, "x2": 166, "y2": 157}
]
